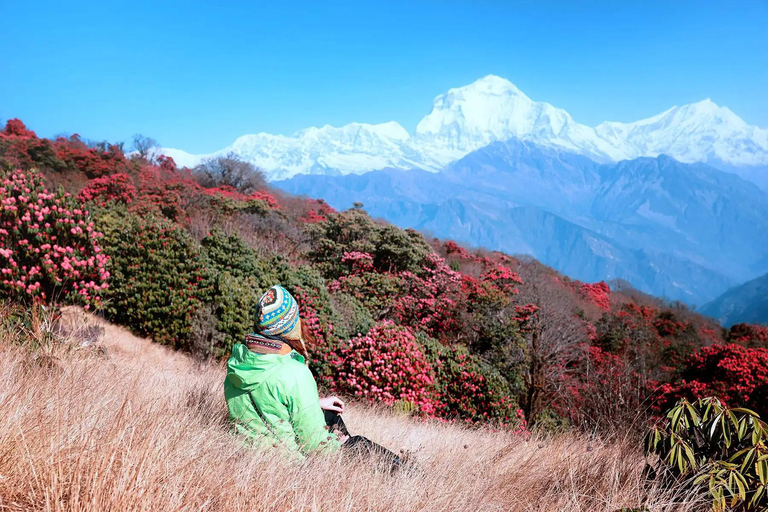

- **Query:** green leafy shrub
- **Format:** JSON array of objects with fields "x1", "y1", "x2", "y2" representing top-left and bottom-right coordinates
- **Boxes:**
[
  {"x1": 198, "y1": 229, "x2": 346, "y2": 360},
  {"x1": 329, "y1": 270, "x2": 406, "y2": 318},
  {"x1": 95, "y1": 206, "x2": 207, "y2": 348},
  {"x1": 308, "y1": 209, "x2": 430, "y2": 278},
  {"x1": 198, "y1": 229, "x2": 279, "y2": 355},
  {"x1": 646, "y1": 397, "x2": 768, "y2": 511},
  {"x1": 329, "y1": 291, "x2": 374, "y2": 339},
  {"x1": 200, "y1": 228, "x2": 264, "y2": 280}
]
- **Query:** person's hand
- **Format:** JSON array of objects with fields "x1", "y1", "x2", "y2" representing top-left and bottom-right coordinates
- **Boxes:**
[{"x1": 319, "y1": 396, "x2": 345, "y2": 413}]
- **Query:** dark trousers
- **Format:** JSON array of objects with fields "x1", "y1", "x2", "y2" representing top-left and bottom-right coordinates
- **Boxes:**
[{"x1": 323, "y1": 410, "x2": 403, "y2": 470}]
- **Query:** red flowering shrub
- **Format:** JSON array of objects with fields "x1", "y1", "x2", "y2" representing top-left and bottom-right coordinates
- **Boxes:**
[
  {"x1": 133, "y1": 166, "x2": 188, "y2": 221},
  {"x1": 594, "y1": 303, "x2": 701, "y2": 378},
  {"x1": 657, "y1": 343, "x2": 768, "y2": 416},
  {"x1": 0, "y1": 120, "x2": 64, "y2": 171},
  {"x1": 157, "y1": 155, "x2": 176, "y2": 172},
  {"x1": 481, "y1": 265, "x2": 522, "y2": 293},
  {"x1": 300, "y1": 199, "x2": 336, "y2": 223},
  {"x1": 131, "y1": 162, "x2": 280, "y2": 222},
  {"x1": 328, "y1": 321, "x2": 436, "y2": 413},
  {"x1": 0, "y1": 168, "x2": 108, "y2": 307},
  {"x1": 77, "y1": 173, "x2": 136, "y2": 206},
  {"x1": 292, "y1": 285, "x2": 331, "y2": 344},
  {"x1": 576, "y1": 281, "x2": 610, "y2": 311},
  {"x1": 422, "y1": 338, "x2": 524, "y2": 428},
  {"x1": 340, "y1": 251, "x2": 375, "y2": 273},
  {"x1": 513, "y1": 303, "x2": 540, "y2": 327},
  {"x1": 4, "y1": 119, "x2": 34, "y2": 138},
  {"x1": 52, "y1": 135, "x2": 131, "y2": 179},
  {"x1": 391, "y1": 254, "x2": 463, "y2": 340},
  {"x1": 729, "y1": 323, "x2": 768, "y2": 348},
  {"x1": 300, "y1": 210, "x2": 326, "y2": 223},
  {"x1": 443, "y1": 240, "x2": 471, "y2": 259}
]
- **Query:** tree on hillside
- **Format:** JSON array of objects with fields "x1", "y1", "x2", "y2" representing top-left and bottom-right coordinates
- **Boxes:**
[
  {"x1": 515, "y1": 263, "x2": 588, "y2": 425},
  {"x1": 193, "y1": 152, "x2": 267, "y2": 194},
  {"x1": 131, "y1": 134, "x2": 158, "y2": 160}
]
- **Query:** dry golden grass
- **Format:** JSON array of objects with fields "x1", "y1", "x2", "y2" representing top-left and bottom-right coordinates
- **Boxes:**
[{"x1": 0, "y1": 307, "x2": 704, "y2": 511}]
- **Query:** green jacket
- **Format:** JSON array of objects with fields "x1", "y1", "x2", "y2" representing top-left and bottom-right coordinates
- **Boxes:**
[{"x1": 224, "y1": 343, "x2": 340, "y2": 457}]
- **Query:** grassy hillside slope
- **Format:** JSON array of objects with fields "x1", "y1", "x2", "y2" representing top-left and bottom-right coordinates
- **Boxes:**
[{"x1": 0, "y1": 306, "x2": 702, "y2": 511}]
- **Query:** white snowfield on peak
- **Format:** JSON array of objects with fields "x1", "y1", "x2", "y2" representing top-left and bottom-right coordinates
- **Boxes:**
[{"x1": 160, "y1": 75, "x2": 768, "y2": 180}]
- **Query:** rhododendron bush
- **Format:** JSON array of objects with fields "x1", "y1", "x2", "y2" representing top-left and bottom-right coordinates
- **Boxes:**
[
  {"x1": 575, "y1": 281, "x2": 610, "y2": 311},
  {"x1": 327, "y1": 321, "x2": 527, "y2": 427},
  {"x1": 656, "y1": 343, "x2": 768, "y2": 417},
  {"x1": 0, "y1": 119, "x2": 130, "y2": 179},
  {"x1": 0, "y1": 168, "x2": 108, "y2": 307},
  {"x1": 729, "y1": 323, "x2": 768, "y2": 348},
  {"x1": 52, "y1": 134, "x2": 130, "y2": 179},
  {"x1": 1, "y1": 122, "x2": 283, "y2": 225},
  {"x1": 422, "y1": 338, "x2": 524, "y2": 427},
  {"x1": 196, "y1": 230, "x2": 344, "y2": 359},
  {"x1": 77, "y1": 173, "x2": 136, "y2": 206},
  {"x1": 308, "y1": 209, "x2": 430, "y2": 277},
  {"x1": 391, "y1": 253, "x2": 463, "y2": 340},
  {"x1": 328, "y1": 321, "x2": 436, "y2": 413},
  {"x1": 198, "y1": 229, "x2": 279, "y2": 354}
]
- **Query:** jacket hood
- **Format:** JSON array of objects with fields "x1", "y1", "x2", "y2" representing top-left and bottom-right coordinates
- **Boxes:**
[{"x1": 226, "y1": 343, "x2": 305, "y2": 392}]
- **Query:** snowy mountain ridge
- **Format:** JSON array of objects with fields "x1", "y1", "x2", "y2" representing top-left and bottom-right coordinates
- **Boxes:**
[{"x1": 162, "y1": 75, "x2": 768, "y2": 179}]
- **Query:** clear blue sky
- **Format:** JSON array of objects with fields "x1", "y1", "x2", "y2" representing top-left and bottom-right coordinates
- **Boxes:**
[{"x1": 1, "y1": 1, "x2": 766, "y2": 153}]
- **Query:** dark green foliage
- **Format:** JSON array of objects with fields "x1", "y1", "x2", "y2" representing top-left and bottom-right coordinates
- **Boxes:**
[
  {"x1": 199, "y1": 229, "x2": 280, "y2": 355},
  {"x1": 646, "y1": 397, "x2": 768, "y2": 511},
  {"x1": 204, "y1": 272, "x2": 263, "y2": 356},
  {"x1": 331, "y1": 271, "x2": 407, "y2": 317},
  {"x1": 329, "y1": 291, "x2": 374, "y2": 339},
  {"x1": 375, "y1": 225, "x2": 431, "y2": 274},
  {"x1": 198, "y1": 229, "x2": 345, "y2": 359},
  {"x1": 208, "y1": 195, "x2": 272, "y2": 216},
  {"x1": 200, "y1": 228, "x2": 263, "y2": 280},
  {"x1": 95, "y1": 206, "x2": 207, "y2": 348},
  {"x1": 308, "y1": 209, "x2": 430, "y2": 278}
]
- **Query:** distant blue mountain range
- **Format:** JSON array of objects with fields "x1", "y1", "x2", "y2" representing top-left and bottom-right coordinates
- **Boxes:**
[
  {"x1": 701, "y1": 272, "x2": 768, "y2": 326},
  {"x1": 276, "y1": 139, "x2": 768, "y2": 308}
]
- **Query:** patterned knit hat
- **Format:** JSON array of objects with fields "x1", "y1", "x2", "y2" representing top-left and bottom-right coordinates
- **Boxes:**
[{"x1": 256, "y1": 285, "x2": 301, "y2": 341}]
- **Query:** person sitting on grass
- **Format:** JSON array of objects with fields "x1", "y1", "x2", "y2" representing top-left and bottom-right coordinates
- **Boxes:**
[{"x1": 224, "y1": 285, "x2": 402, "y2": 468}]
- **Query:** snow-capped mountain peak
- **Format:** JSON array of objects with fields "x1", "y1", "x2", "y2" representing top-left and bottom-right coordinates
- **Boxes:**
[
  {"x1": 160, "y1": 75, "x2": 768, "y2": 179},
  {"x1": 595, "y1": 98, "x2": 768, "y2": 166},
  {"x1": 414, "y1": 75, "x2": 624, "y2": 163}
]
